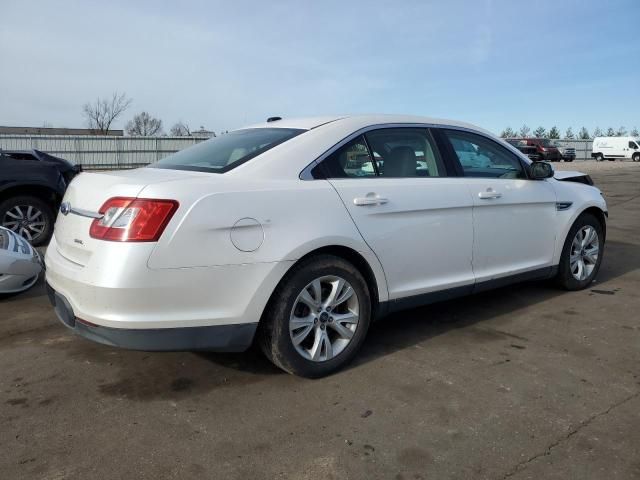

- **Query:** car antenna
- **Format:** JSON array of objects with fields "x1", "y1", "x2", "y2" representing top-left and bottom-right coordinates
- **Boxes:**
[{"x1": 266, "y1": 116, "x2": 282, "y2": 123}]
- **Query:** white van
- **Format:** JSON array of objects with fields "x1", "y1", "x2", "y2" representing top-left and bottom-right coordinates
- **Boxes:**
[{"x1": 592, "y1": 137, "x2": 640, "y2": 162}]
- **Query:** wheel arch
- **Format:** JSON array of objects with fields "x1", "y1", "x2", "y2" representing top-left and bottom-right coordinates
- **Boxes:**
[
  {"x1": 553, "y1": 203, "x2": 608, "y2": 266},
  {"x1": 257, "y1": 244, "x2": 388, "y2": 327},
  {"x1": 0, "y1": 183, "x2": 62, "y2": 208},
  {"x1": 580, "y1": 206, "x2": 607, "y2": 240}
]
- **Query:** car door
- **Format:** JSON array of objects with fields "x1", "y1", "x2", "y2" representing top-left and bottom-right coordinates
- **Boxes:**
[
  {"x1": 437, "y1": 129, "x2": 557, "y2": 283},
  {"x1": 320, "y1": 127, "x2": 475, "y2": 301}
]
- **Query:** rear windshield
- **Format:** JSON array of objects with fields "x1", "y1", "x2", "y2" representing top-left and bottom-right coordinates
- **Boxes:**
[{"x1": 150, "y1": 128, "x2": 305, "y2": 173}]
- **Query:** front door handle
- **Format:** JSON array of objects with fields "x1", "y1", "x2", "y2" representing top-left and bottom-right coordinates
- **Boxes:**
[
  {"x1": 353, "y1": 193, "x2": 389, "y2": 206},
  {"x1": 478, "y1": 189, "x2": 502, "y2": 200}
]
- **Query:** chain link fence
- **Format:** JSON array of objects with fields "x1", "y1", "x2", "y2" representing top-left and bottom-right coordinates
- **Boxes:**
[{"x1": 549, "y1": 139, "x2": 593, "y2": 160}]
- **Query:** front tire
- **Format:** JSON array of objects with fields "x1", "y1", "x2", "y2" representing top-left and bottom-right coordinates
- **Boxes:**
[
  {"x1": 0, "y1": 195, "x2": 54, "y2": 246},
  {"x1": 633, "y1": 153, "x2": 640, "y2": 162},
  {"x1": 258, "y1": 255, "x2": 372, "y2": 378},
  {"x1": 556, "y1": 213, "x2": 604, "y2": 290}
]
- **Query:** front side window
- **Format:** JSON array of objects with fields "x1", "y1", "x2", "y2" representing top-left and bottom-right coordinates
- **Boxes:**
[
  {"x1": 443, "y1": 130, "x2": 526, "y2": 179},
  {"x1": 629, "y1": 141, "x2": 638, "y2": 149},
  {"x1": 151, "y1": 128, "x2": 305, "y2": 173},
  {"x1": 318, "y1": 128, "x2": 446, "y2": 178}
]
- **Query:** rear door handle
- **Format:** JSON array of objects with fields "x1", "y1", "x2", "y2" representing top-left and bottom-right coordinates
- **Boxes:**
[
  {"x1": 478, "y1": 190, "x2": 502, "y2": 200},
  {"x1": 353, "y1": 193, "x2": 389, "y2": 206}
]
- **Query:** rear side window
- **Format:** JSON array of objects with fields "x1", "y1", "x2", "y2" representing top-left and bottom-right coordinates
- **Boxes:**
[
  {"x1": 319, "y1": 136, "x2": 377, "y2": 178},
  {"x1": 151, "y1": 128, "x2": 305, "y2": 173},
  {"x1": 6, "y1": 153, "x2": 37, "y2": 161},
  {"x1": 443, "y1": 130, "x2": 526, "y2": 179}
]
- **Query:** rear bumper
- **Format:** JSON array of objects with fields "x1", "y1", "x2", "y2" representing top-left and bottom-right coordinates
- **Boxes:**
[{"x1": 46, "y1": 282, "x2": 257, "y2": 352}]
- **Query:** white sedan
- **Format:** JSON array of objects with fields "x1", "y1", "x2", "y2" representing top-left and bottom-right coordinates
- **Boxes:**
[
  {"x1": 45, "y1": 115, "x2": 607, "y2": 377},
  {"x1": 0, "y1": 226, "x2": 42, "y2": 293}
]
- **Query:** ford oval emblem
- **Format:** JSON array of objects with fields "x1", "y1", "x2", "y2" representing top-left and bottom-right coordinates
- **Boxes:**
[{"x1": 60, "y1": 202, "x2": 71, "y2": 216}]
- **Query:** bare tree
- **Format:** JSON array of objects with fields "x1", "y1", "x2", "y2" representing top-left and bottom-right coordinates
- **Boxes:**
[
  {"x1": 170, "y1": 121, "x2": 191, "y2": 136},
  {"x1": 564, "y1": 127, "x2": 575, "y2": 139},
  {"x1": 593, "y1": 127, "x2": 603, "y2": 137},
  {"x1": 82, "y1": 92, "x2": 132, "y2": 134},
  {"x1": 616, "y1": 126, "x2": 627, "y2": 137},
  {"x1": 125, "y1": 111, "x2": 163, "y2": 136},
  {"x1": 631, "y1": 127, "x2": 640, "y2": 137}
]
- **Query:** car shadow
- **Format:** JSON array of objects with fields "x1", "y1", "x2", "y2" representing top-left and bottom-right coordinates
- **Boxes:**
[
  {"x1": 207, "y1": 238, "x2": 639, "y2": 375},
  {"x1": 7, "y1": 240, "x2": 637, "y2": 383}
]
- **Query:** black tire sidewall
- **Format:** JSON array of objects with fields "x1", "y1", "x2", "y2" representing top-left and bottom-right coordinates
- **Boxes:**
[
  {"x1": 557, "y1": 213, "x2": 604, "y2": 290},
  {"x1": 263, "y1": 255, "x2": 372, "y2": 378},
  {"x1": 0, "y1": 195, "x2": 55, "y2": 246}
]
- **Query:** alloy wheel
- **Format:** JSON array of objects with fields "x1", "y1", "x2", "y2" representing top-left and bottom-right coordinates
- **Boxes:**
[
  {"x1": 289, "y1": 275, "x2": 359, "y2": 362},
  {"x1": 569, "y1": 226, "x2": 599, "y2": 281},
  {"x1": 1, "y1": 205, "x2": 46, "y2": 242}
]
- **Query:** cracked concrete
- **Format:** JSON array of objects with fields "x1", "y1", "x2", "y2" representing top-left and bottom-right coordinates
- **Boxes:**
[
  {"x1": 1, "y1": 161, "x2": 639, "y2": 479},
  {"x1": 502, "y1": 390, "x2": 640, "y2": 479}
]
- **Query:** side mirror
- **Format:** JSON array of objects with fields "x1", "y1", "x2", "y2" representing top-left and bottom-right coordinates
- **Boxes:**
[{"x1": 529, "y1": 161, "x2": 554, "y2": 180}]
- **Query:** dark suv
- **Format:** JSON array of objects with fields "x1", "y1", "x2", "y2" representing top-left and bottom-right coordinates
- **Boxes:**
[{"x1": 0, "y1": 150, "x2": 81, "y2": 245}]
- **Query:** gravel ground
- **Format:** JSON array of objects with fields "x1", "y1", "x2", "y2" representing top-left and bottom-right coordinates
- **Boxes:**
[
  {"x1": 554, "y1": 159, "x2": 640, "y2": 173},
  {"x1": 1, "y1": 167, "x2": 639, "y2": 480}
]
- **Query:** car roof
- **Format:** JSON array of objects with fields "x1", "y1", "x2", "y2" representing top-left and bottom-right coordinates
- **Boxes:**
[{"x1": 243, "y1": 114, "x2": 491, "y2": 135}]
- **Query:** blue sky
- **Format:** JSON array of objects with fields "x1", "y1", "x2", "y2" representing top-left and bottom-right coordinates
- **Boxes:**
[{"x1": 1, "y1": 0, "x2": 638, "y2": 135}]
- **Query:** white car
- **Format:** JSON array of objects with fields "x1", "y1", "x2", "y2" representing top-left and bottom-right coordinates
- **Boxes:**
[
  {"x1": 0, "y1": 226, "x2": 42, "y2": 293},
  {"x1": 45, "y1": 115, "x2": 608, "y2": 377}
]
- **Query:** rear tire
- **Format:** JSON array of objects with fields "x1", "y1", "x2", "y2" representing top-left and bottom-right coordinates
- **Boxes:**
[
  {"x1": 594, "y1": 153, "x2": 604, "y2": 162},
  {"x1": 0, "y1": 195, "x2": 54, "y2": 246},
  {"x1": 555, "y1": 213, "x2": 604, "y2": 291},
  {"x1": 258, "y1": 254, "x2": 372, "y2": 378}
]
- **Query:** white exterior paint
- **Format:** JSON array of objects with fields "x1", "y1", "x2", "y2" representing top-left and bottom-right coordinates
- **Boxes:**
[
  {"x1": 45, "y1": 114, "x2": 608, "y2": 333},
  {"x1": 592, "y1": 136, "x2": 640, "y2": 160}
]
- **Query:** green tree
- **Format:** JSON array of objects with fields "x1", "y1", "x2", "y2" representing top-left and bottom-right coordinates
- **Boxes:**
[
  {"x1": 593, "y1": 127, "x2": 603, "y2": 137},
  {"x1": 616, "y1": 126, "x2": 627, "y2": 136},
  {"x1": 533, "y1": 126, "x2": 547, "y2": 138},
  {"x1": 500, "y1": 127, "x2": 516, "y2": 138},
  {"x1": 548, "y1": 126, "x2": 560, "y2": 139},
  {"x1": 631, "y1": 127, "x2": 639, "y2": 137},
  {"x1": 564, "y1": 127, "x2": 575, "y2": 139},
  {"x1": 578, "y1": 127, "x2": 590, "y2": 140},
  {"x1": 519, "y1": 125, "x2": 531, "y2": 138},
  {"x1": 606, "y1": 127, "x2": 616, "y2": 136}
]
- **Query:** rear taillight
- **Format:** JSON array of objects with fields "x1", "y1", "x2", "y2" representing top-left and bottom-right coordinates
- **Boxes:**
[{"x1": 89, "y1": 197, "x2": 179, "y2": 242}]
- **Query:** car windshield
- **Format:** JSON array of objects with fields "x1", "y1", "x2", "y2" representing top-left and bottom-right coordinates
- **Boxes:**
[
  {"x1": 540, "y1": 139, "x2": 554, "y2": 147},
  {"x1": 150, "y1": 128, "x2": 305, "y2": 173}
]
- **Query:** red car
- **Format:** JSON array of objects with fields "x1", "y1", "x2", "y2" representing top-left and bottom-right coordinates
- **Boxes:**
[{"x1": 517, "y1": 138, "x2": 562, "y2": 162}]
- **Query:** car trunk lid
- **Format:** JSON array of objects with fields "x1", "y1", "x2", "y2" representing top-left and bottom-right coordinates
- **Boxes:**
[{"x1": 53, "y1": 168, "x2": 202, "y2": 266}]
